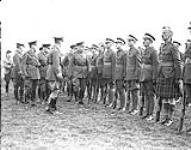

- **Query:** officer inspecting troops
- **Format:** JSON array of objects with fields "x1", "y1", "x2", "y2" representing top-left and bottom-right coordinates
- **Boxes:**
[
  {"x1": 155, "y1": 26, "x2": 182, "y2": 126},
  {"x1": 140, "y1": 33, "x2": 159, "y2": 121},
  {"x1": 46, "y1": 37, "x2": 63, "y2": 114},
  {"x1": 12, "y1": 43, "x2": 25, "y2": 104},
  {"x1": 124, "y1": 35, "x2": 141, "y2": 115}
]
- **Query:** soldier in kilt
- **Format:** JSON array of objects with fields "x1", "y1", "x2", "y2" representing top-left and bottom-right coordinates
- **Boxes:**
[
  {"x1": 155, "y1": 26, "x2": 182, "y2": 126},
  {"x1": 183, "y1": 39, "x2": 191, "y2": 107},
  {"x1": 46, "y1": 37, "x2": 63, "y2": 114},
  {"x1": 102, "y1": 38, "x2": 116, "y2": 107},
  {"x1": 124, "y1": 35, "x2": 141, "y2": 115},
  {"x1": 37, "y1": 44, "x2": 50, "y2": 104},
  {"x1": 12, "y1": 43, "x2": 25, "y2": 104},
  {"x1": 3, "y1": 50, "x2": 13, "y2": 97},
  {"x1": 140, "y1": 33, "x2": 159, "y2": 121}
]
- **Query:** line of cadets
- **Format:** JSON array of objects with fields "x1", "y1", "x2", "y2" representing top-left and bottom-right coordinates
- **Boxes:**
[{"x1": 11, "y1": 25, "x2": 191, "y2": 131}]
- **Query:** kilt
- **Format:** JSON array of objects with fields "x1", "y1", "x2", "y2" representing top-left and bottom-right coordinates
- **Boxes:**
[
  {"x1": 4, "y1": 72, "x2": 11, "y2": 83},
  {"x1": 156, "y1": 75, "x2": 181, "y2": 99}
]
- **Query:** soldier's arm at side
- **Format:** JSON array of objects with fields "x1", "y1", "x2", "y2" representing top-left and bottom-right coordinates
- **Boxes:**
[
  {"x1": 135, "y1": 50, "x2": 142, "y2": 81},
  {"x1": 172, "y1": 46, "x2": 181, "y2": 80},
  {"x1": 111, "y1": 52, "x2": 117, "y2": 80},
  {"x1": 152, "y1": 49, "x2": 159, "y2": 80}
]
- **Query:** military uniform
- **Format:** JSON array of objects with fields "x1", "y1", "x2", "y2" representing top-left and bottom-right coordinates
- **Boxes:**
[
  {"x1": 115, "y1": 47, "x2": 126, "y2": 110},
  {"x1": 70, "y1": 42, "x2": 89, "y2": 104},
  {"x1": 38, "y1": 45, "x2": 49, "y2": 102},
  {"x1": 155, "y1": 26, "x2": 181, "y2": 125},
  {"x1": 140, "y1": 33, "x2": 159, "y2": 119},
  {"x1": 124, "y1": 35, "x2": 141, "y2": 114},
  {"x1": 23, "y1": 45, "x2": 40, "y2": 105},
  {"x1": 46, "y1": 38, "x2": 63, "y2": 113},
  {"x1": 12, "y1": 45, "x2": 25, "y2": 103},
  {"x1": 183, "y1": 39, "x2": 191, "y2": 106},
  {"x1": 102, "y1": 38, "x2": 116, "y2": 106}
]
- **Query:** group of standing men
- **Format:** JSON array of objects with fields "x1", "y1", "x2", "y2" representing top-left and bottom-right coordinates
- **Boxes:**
[{"x1": 5, "y1": 23, "x2": 190, "y2": 132}]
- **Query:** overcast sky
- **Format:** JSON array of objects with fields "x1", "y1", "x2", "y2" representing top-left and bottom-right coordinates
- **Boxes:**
[{"x1": 0, "y1": 0, "x2": 190, "y2": 58}]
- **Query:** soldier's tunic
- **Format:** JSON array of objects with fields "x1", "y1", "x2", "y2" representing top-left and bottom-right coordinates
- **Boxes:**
[
  {"x1": 156, "y1": 42, "x2": 181, "y2": 99},
  {"x1": 183, "y1": 46, "x2": 191, "y2": 105},
  {"x1": 38, "y1": 51, "x2": 48, "y2": 101},
  {"x1": 70, "y1": 50, "x2": 89, "y2": 103},
  {"x1": 46, "y1": 45, "x2": 63, "y2": 110},
  {"x1": 23, "y1": 49, "x2": 40, "y2": 103},
  {"x1": 124, "y1": 47, "x2": 141, "y2": 111},
  {"x1": 96, "y1": 52, "x2": 104, "y2": 102},
  {"x1": 61, "y1": 52, "x2": 74, "y2": 100},
  {"x1": 140, "y1": 46, "x2": 159, "y2": 116},
  {"x1": 12, "y1": 50, "x2": 24, "y2": 102},
  {"x1": 102, "y1": 48, "x2": 116, "y2": 105},
  {"x1": 87, "y1": 53, "x2": 99, "y2": 103},
  {"x1": 115, "y1": 48, "x2": 126, "y2": 109}
]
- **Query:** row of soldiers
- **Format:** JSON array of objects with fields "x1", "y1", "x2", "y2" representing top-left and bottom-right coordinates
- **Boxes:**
[{"x1": 10, "y1": 25, "x2": 191, "y2": 131}]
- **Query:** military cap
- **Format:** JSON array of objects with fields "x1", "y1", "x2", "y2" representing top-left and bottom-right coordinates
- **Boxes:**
[
  {"x1": 16, "y1": 43, "x2": 25, "y2": 48},
  {"x1": 186, "y1": 39, "x2": 191, "y2": 43},
  {"x1": 54, "y1": 37, "x2": 63, "y2": 43},
  {"x1": 128, "y1": 34, "x2": 138, "y2": 42},
  {"x1": 70, "y1": 44, "x2": 77, "y2": 49},
  {"x1": 173, "y1": 41, "x2": 181, "y2": 46},
  {"x1": 143, "y1": 33, "x2": 155, "y2": 42},
  {"x1": 105, "y1": 38, "x2": 115, "y2": 44},
  {"x1": 76, "y1": 41, "x2": 84, "y2": 47},
  {"x1": 42, "y1": 44, "x2": 51, "y2": 48},
  {"x1": 39, "y1": 47, "x2": 43, "y2": 51},
  {"x1": 162, "y1": 26, "x2": 173, "y2": 36},
  {"x1": 188, "y1": 21, "x2": 191, "y2": 29},
  {"x1": 28, "y1": 41, "x2": 37, "y2": 47},
  {"x1": 6, "y1": 50, "x2": 12, "y2": 54},
  {"x1": 116, "y1": 38, "x2": 126, "y2": 44},
  {"x1": 92, "y1": 44, "x2": 99, "y2": 49}
]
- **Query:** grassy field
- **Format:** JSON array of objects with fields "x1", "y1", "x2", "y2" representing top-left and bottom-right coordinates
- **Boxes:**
[{"x1": 1, "y1": 82, "x2": 191, "y2": 150}]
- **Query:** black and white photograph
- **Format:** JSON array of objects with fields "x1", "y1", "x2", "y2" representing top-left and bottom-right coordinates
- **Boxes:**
[{"x1": 0, "y1": 0, "x2": 191, "y2": 149}]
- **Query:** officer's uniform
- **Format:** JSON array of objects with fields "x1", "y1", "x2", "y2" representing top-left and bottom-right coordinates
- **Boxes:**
[
  {"x1": 23, "y1": 41, "x2": 40, "y2": 105},
  {"x1": 102, "y1": 38, "x2": 116, "y2": 106},
  {"x1": 156, "y1": 27, "x2": 181, "y2": 125},
  {"x1": 12, "y1": 44, "x2": 25, "y2": 103},
  {"x1": 38, "y1": 44, "x2": 50, "y2": 102},
  {"x1": 46, "y1": 37, "x2": 63, "y2": 113},
  {"x1": 140, "y1": 33, "x2": 159, "y2": 119},
  {"x1": 124, "y1": 35, "x2": 141, "y2": 114},
  {"x1": 61, "y1": 48, "x2": 74, "y2": 101},
  {"x1": 70, "y1": 42, "x2": 90, "y2": 104},
  {"x1": 183, "y1": 39, "x2": 191, "y2": 106},
  {"x1": 96, "y1": 48, "x2": 105, "y2": 103},
  {"x1": 87, "y1": 45, "x2": 99, "y2": 103},
  {"x1": 114, "y1": 38, "x2": 126, "y2": 110}
]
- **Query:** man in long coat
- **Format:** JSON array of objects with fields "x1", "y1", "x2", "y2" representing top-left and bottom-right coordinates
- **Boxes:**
[
  {"x1": 12, "y1": 43, "x2": 25, "y2": 104},
  {"x1": 46, "y1": 37, "x2": 63, "y2": 114}
]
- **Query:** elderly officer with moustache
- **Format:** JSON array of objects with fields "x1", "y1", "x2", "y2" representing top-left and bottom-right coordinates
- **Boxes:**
[
  {"x1": 37, "y1": 44, "x2": 50, "y2": 104},
  {"x1": 102, "y1": 38, "x2": 116, "y2": 107},
  {"x1": 22, "y1": 41, "x2": 40, "y2": 106},
  {"x1": 155, "y1": 27, "x2": 181, "y2": 126},
  {"x1": 12, "y1": 43, "x2": 25, "y2": 104},
  {"x1": 46, "y1": 37, "x2": 63, "y2": 114},
  {"x1": 124, "y1": 35, "x2": 141, "y2": 115},
  {"x1": 111, "y1": 38, "x2": 126, "y2": 110},
  {"x1": 70, "y1": 42, "x2": 90, "y2": 105},
  {"x1": 140, "y1": 33, "x2": 159, "y2": 121}
]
